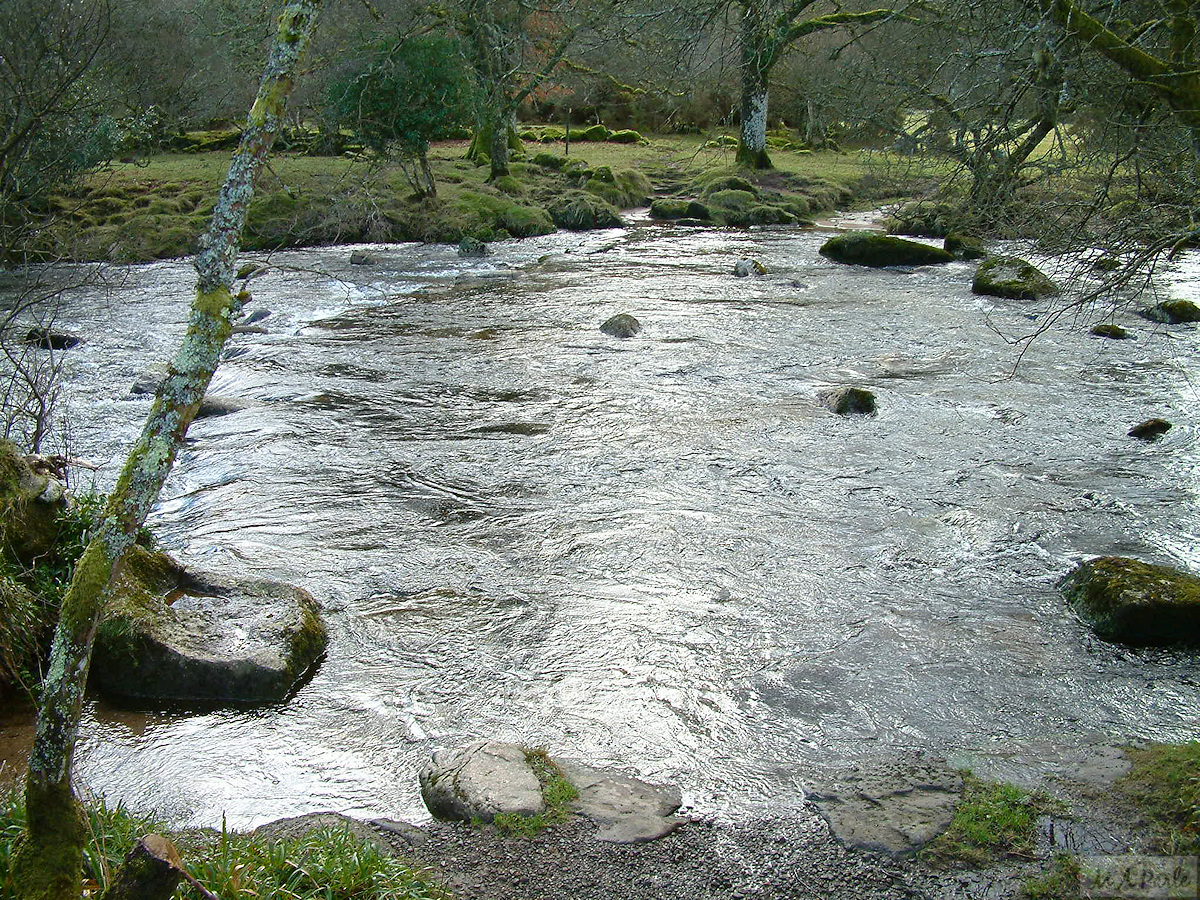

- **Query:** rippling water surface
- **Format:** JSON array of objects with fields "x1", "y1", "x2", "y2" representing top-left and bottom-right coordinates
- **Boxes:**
[{"x1": 13, "y1": 219, "x2": 1200, "y2": 827}]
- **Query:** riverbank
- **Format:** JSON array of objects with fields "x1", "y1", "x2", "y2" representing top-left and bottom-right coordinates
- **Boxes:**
[{"x1": 31, "y1": 135, "x2": 926, "y2": 263}]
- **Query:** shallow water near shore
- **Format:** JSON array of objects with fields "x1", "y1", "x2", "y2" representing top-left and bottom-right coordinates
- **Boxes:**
[{"x1": 7, "y1": 218, "x2": 1200, "y2": 828}]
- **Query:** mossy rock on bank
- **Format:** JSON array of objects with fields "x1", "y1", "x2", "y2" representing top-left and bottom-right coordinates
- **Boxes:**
[
  {"x1": 820, "y1": 231, "x2": 954, "y2": 268},
  {"x1": 972, "y1": 256, "x2": 1059, "y2": 301},
  {"x1": 92, "y1": 544, "x2": 328, "y2": 704},
  {"x1": 649, "y1": 198, "x2": 710, "y2": 221},
  {"x1": 1139, "y1": 299, "x2": 1200, "y2": 324},
  {"x1": 1060, "y1": 556, "x2": 1200, "y2": 646},
  {"x1": 0, "y1": 442, "x2": 69, "y2": 566},
  {"x1": 547, "y1": 191, "x2": 623, "y2": 231},
  {"x1": 607, "y1": 129, "x2": 644, "y2": 144},
  {"x1": 884, "y1": 201, "x2": 957, "y2": 238},
  {"x1": 584, "y1": 169, "x2": 651, "y2": 208},
  {"x1": 532, "y1": 152, "x2": 567, "y2": 170}
]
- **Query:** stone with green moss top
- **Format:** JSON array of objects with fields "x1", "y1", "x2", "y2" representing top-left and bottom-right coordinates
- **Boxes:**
[
  {"x1": 820, "y1": 232, "x2": 954, "y2": 268},
  {"x1": 548, "y1": 191, "x2": 623, "y2": 231},
  {"x1": 1061, "y1": 556, "x2": 1200, "y2": 646},
  {"x1": 90, "y1": 544, "x2": 327, "y2": 703},
  {"x1": 1139, "y1": 299, "x2": 1200, "y2": 324},
  {"x1": 0, "y1": 442, "x2": 70, "y2": 566},
  {"x1": 972, "y1": 256, "x2": 1059, "y2": 300}
]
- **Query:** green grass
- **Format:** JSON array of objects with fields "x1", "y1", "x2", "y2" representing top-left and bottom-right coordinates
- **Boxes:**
[
  {"x1": 0, "y1": 788, "x2": 444, "y2": 900},
  {"x1": 1119, "y1": 743, "x2": 1200, "y2": 854},
  {"x1": 33, "y1": 132, "x2": 896, "y2": 263},
  {"x1": 1021, "y1": 853, "x2": 1082, "y2": 900},
  {"x1": 921, "y1": 773, "x2": 1052, "y2": 868},
  {"x1": 485, "y1": 747, "x2": 579, "y2": 839}
]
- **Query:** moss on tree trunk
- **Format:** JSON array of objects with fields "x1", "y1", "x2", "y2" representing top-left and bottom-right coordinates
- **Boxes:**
[{"x1": 11, "y1": 3, "x2": 321, "y2": 898}]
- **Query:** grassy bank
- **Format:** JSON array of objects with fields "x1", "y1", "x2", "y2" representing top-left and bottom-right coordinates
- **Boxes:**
[{"x1": 34, "y1": 134, "x2": 916, "y2": 264}]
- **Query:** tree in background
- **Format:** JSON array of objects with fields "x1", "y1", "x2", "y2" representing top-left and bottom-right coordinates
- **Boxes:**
[
  {"x1": 327, "y1": 34, "x2": 473, "y2": 197},
  {"x1": 10, "y1": 1, "x2": 321, "y2": 897},
  {"x1": 0, "y1": 0, "x2": 118, "y2": 261}
]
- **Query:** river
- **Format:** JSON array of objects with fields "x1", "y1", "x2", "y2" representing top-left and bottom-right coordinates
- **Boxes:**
[{"x1": 7, "y1": 217, "x2": 1200, "y2": 828}]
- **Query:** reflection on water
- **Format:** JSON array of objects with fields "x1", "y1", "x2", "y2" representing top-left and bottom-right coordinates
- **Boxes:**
[{"x1": 5, "y1": 225, "x2": 1199, "y2": 828}]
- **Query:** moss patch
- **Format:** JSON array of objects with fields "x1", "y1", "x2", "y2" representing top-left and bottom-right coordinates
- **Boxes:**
[
  {"x1": 1060, "y1": 556, "x2": 1200, "y2": 646},
  {"x1": 488, "y1": 748, "x2": 579, "y2": 839}
]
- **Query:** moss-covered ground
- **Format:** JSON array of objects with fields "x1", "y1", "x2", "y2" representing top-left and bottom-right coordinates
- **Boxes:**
[{"x1": 31, "y1": 134, "x2": 920, "y2": 264}]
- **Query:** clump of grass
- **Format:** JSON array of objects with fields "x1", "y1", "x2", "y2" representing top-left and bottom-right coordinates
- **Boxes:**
[
  {"x1": 921, "y1": 773, "x2": 1051, "y2": 867},
  {"x1": 1021, "y1": 853, "x2": 1081, "y2": 900},
  {"x1": 0, "y1": 787, "x2": 444, "y2": 900},
  {"x1": 486, "y1": 748, "x2": 579, "y2": 839},
  {"x1": 1120, "y1": 742, "x2": 1200, "y2": 854},
  {"x1": 184, "y1": 824, "x2": 444, "y2": 900}
]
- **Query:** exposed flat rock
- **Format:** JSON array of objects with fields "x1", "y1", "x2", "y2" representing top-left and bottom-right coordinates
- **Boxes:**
[
  {"x1": 807, "y1": 759, "x2": 963, "y2": 856},
  {"x1": 92, "y1": 545, "x2": 327, "y2": 704},
  {"x1": 420, "y1": 741, "x2": 546, "y2": 823},
  {"x1": 557, "y1": 760, "x2": 685, "y2": 843}
]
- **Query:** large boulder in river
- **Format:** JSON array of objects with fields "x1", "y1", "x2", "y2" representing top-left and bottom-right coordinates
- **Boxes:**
[
  {"x1": 91, "y1": 544, "x2": 327, "y2": 703},
  {"x1": 601, "y1": 313, "x2": 641, "y2": 338},
  {"x1": 1139, "y1": 299, "x2": 1200, "y2": 324},
  {"x1": 420, "y1": 740, "x2": 685, "y2": 843},
  {"x1": 1060, "y1": 556, "x2": 1200, "y2": 646},
  {"x1": 819, "y1": 231, "x2": 954, "y2": 268},
  {"x1": 0, "y1": 442, "x2": 69, "y2": 566},
  {"x1": 972, "y1": 256, "x2": 1058, "y2": 301}
]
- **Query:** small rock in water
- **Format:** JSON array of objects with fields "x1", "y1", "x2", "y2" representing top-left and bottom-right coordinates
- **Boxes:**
[
  {"x1": 24, "y1": 327, "x2": 80, "y2": 350},
  {"x1": 237, "y1": 262, "x2": 264, "y2": 280},
  {"x1": 197, "y1": 396, "x2": 249, "y2": 418},
  {"x1": 1090, "y1": 323, "x2": 1130, "y2": 340},
  {"x1": 242, "y1": 308, "x2": 271, "y2": 325},
  {"x1": 458, "y1": 236, "x2": 488, "y2": 258},
  {"x1": 733, "y1": 259, "x2": 767, "y2": 277},
  {"x1": 349, "y1": 251, "x2": 375, "y2": 266},
  {"x1": 601, "y1": 313, "x2": 641, "y2": 338},
  {"x1": 818, "y1": 386, "x2": 877, "y2": 416},
  {"x1": 1128, "y1": 418, "x2": 1171, "y2": 441}
]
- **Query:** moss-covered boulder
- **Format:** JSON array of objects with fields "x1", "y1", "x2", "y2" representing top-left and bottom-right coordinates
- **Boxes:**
[
  {"x1": 1061, "y1": 556, "x2": 1200, "y2": 646},
  {"x1": 607, "y1": 129, "x2": 643, "y2": 144},
  {"x1": 600, "y1": 313, "x2": 641, "y2": 338},
  {"x1": 649, "y1": 198, "x2": 709, "y2": 221},
  {"x1": 1091, "y1": 323, "x2": 1130, "y2": 340},
  {"x1": 1128, "y1": 418, "x2": 1171, "y2": 441},
  {"x1": 972, "y1": 256, "x2": 1059, "y2": 300},
  {"x1": 547, "y1": 191, "x2": 623, "y2": 231},
  {"x1": 944, "y1": 233, "x2": 986, "y2": 260},
  {"x1": 0, "y1": 442, "x2": 69, "y2": 566},
  {"x1": 582, "y1": 124, "x2": 611, "y2": 142},
  {"x1": 458, "y1": 236, "x2": 487, "y2": 257},
  {"x1": 884, "y1": 201, "x2": 957, "y2": 238},
  {"x1": 699, "y1": 174, "x2": 758, "y2": 197},
  {"x1": 92, "y1": 545, "x2": 327, "y2": 704},
  {"x1": 748, "y1": 205, "x2": 796, "y2": 226},
  {"x1": 532, "y1": 152, "x2": 567, "y2": 170},
  {"x1": 819, "y1": 232, "x2": 954, "y2": 268},
  {"x1": 819, "y1": 386, "x2": 877, "y2": 415},
  {"x1": 1139, "y1": 299, "x2": 1200, "y2": 324}
]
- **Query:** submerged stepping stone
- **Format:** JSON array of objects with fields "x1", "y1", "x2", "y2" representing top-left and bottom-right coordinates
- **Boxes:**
[{"x1": 807, "y1": 758, "x2": 963, "y2": 856}]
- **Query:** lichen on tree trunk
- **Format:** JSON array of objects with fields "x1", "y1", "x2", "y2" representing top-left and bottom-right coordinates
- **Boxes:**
[
  {"x1": 737, "y1": 86, "x2": 773, "y2": 170},
  {"x1": 11, "y1": 3, "x2": 321, "y2": 898}
]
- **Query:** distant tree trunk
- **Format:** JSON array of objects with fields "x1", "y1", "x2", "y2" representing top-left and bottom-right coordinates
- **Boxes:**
[
  {"x1": 489, "y1": 109, "x2": 512, "y2": 179},
  {"x1": 736, "y1": 4, "x2": 773, "y2": 170},
  {"x1": 11, "y1": 3, "x2": 320, "y2": 899}
]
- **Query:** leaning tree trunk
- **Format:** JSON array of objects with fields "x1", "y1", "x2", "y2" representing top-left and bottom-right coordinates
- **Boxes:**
[{"x1": 11, "y1": 3, "x2": 321, "y2": 899}]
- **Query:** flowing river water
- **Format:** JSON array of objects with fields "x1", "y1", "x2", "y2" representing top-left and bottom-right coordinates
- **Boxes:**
[{"x1": 5, "y1": 217, "x2": 1200, "y2": 829}]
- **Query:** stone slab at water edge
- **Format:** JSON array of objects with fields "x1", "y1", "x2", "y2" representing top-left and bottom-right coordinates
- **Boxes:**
[
  {"x1": 1060, "y1": 556, "x2": 1200, "y2": 646},
  {"x1": 818, "y1": 231, "x2": 954, "y2": 268},
  {"x1": 420, "y1": 740, "x2": 686, "y2": 843},
  {"x1": 91, "y1": 544, "x2": 327, "y2": 703}
]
